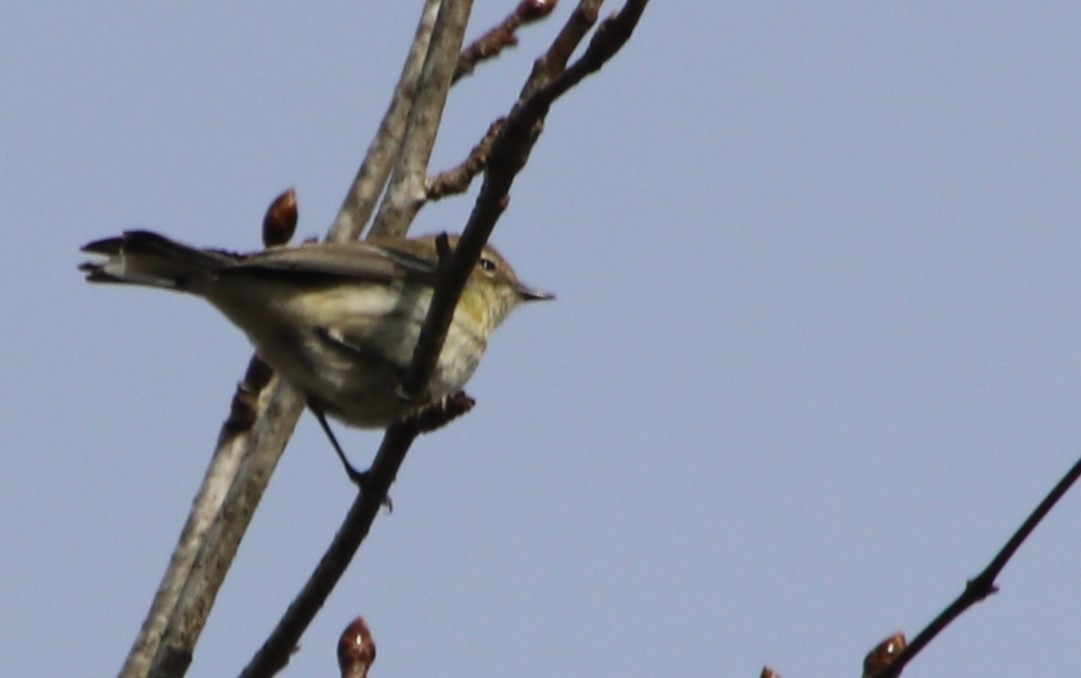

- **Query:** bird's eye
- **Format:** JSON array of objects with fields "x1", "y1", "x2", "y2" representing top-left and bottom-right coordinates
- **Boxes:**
[{"x1": 479, "y1": 256, "x2": 497, "y2": 273}]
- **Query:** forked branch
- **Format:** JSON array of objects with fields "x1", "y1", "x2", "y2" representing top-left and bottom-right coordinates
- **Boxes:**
[{"x1": 241, "y1": 1, "x2": 648, "y2": 675}]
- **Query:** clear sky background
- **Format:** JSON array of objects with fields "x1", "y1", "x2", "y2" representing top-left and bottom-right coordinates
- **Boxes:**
[{"x1": 4, "y1": 3, "x2": 1081, "y2": 677}]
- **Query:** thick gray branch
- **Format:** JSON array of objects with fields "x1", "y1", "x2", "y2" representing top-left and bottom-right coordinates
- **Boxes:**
[
  {"x1": 119, "y1": 3, "x2": 445, "y2": 677},
  {"x1": 370, "y1": 0, "x2": 474, "y2": 238},
  {"x1": 330, "y1": 0, "x2": 443, "y2": 243}
]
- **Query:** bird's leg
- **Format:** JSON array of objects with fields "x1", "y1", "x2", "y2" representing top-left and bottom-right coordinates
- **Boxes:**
[{"x1": 310, "y1": 406, "x2": 369, "y2": 488}]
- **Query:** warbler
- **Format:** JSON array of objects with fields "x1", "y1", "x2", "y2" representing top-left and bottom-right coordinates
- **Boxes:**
[{"x1": 79, "y1": 230, "x2": 552, "y2": 475}]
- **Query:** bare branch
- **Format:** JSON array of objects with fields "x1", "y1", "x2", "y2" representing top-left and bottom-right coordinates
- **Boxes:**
[
  {"x1": 370, "y1": 0, "x2": 475, "y2": 238},
  {"x1": 125, "y1": 2, "x2": 648, "y2": 675},
  {"x1": 240, "y1": 420, "x2": 421, "y2": 678},
  {"x1": 410, "y1": 1, "x2": 569, "y2": 208},
  {"x1": 154, "y1": 378, "x2": 307, "y2": 675},
  {"x1": 454, "y1": 0, "x2": 559, "y2": 83},
  {"x1": 525, "y1": 0, "x2": 603, "y2": 95},
  {"x1": 426, "y1": 118, "x2": 505, "y2": 199},
  {"x1": 869, "y1": 452, "x2": 1081, "y2": 677},
  {"x1": 238, "y1": 2, "x2": 648, "y2": 674},
  {"x1": 406, "y1": 0, "x2": 648, "y2": 400},
  {"x1": 330, "y1": 0, "x2": 444, "y2": 243},
  {"x1": 525, "y1": 0, "x2": 648, "y2": 108},
  {"x1": 121, "y1": 363, "x2": 305, "y2": 678},
  {"x1": 239, "y1": 3, "x2": 649, "y2": 674},
  {"x1": 120, "y1": 4, "x2": 445, "y2": 677},
  {"x1": 421, "y1": 0, "x2": 611, "y2": 202}
]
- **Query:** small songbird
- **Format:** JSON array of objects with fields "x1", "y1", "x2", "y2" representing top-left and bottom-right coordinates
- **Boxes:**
[{"x1": 79, "y1": 230, "x2": 552, "y2": 479}]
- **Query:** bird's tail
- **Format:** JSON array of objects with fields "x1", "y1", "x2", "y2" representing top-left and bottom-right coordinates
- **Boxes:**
[{"x1": 79, "y1": 230, "x2": 237, "y2": 293}]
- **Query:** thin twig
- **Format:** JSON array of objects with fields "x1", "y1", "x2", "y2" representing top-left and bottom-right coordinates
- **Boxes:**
[
  {"x1": 370, "y1": 0, "x2": 476, "y2": 238},
  {"x1": 427, "y1": 118, "x2": 505, "y2": 199},
  {"x1": 241, "y1": 420, "x2": 421, "y2": 678},
  {"x1": 240, "y1": 3, "x2": 649, "y2": 674},
  {"x1": 525, "y1": 0, "x2": 603, "y2": 96},
  {"x1": 525, "y1": 0, "x2": 648, "y2": 109},
  {"x1": 423, "y1": 0, "x2": 604, "y2": 202},
  {"x1": 454, "y1": 0, "x2": 559, "y2": 83},
  {"x1": 419, "y1": 1, "x2": 567, "y2": 204},
  {"x1": 869, "y1": 452, "x2": 1081, "y2": 677},
  {"x1": 407, "y1": 0, "x2": 648, "y2": 395}
]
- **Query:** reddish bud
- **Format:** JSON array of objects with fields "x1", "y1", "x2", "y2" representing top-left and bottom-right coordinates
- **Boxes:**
[
  {"x1": 337, "y1": 616, "x2": 376, "y2": 678},
  {"x1": 263, "y1": 188, "x2": 298, "y2": 247},
  {"x1": 519, "y1": 0, "x2": 557, "y2": 22},
  {"x1": 863, "y1": 632, "x2": 906, "y2": 676}
]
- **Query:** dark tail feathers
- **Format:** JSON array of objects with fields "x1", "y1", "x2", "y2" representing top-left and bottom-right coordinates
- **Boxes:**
[{"x1": 79, "y1": 230, "x2": 237, "y2": 292}]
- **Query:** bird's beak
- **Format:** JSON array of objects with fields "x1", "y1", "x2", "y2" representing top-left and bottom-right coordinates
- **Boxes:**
[{"x1": 516, "y1": 283, "x2": 555, "y2": 302}]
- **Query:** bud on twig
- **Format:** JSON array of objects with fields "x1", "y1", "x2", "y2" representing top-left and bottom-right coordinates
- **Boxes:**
[
  {"x1": 263, "y1": 188, "x2": 298, "y2": 247},
  {"x1": 519, "y1": 0, "x2": 558, "y2": 23},
  {"x1": 337, "y1": 616, "x2": 376, "y2": 678},
  {"x1": 454, "y1": 0, "x2": 559, "y2": 82},
  {"x1": 863, "y1": 632, "x2": 906, "y2": 677}
]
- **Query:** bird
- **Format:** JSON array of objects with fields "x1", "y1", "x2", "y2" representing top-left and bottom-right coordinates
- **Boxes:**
[{"x1": 79, "y1": 229, "x2": 552, "y2": 481}]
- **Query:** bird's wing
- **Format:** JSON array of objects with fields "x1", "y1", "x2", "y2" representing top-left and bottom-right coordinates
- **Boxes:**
[{"x1": 226, "y1": 241, "x2": 440, "y2": 286}]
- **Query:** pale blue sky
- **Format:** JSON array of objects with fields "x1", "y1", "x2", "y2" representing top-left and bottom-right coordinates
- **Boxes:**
[{"x1": 4, "y1": 3, "x2": 1081, "y2": 676}]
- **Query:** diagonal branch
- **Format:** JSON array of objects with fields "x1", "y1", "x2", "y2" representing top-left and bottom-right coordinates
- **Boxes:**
[
  {"x1": 369, "y1": 0, "x2": 475, "y2": 238},
  {"x1": 524, "y1": 0, "x2": 604, "y2": 94},
  {"x1": 121, "y1": 363, "x2": 306, "y2": 678},
  {"x1": 454, "y1": 0, "x2": 558, "y2": 83},
  {"x1": 120, "y1": 4, "x2": 445, "y2": 678},
  {"x1": 330, "y1": 0, "x2": 445, "y2": 243},
  {"x1": 407, "y1": 0, "x2": 647, "y2": 394},
  {"x1": 239, "y1": 421, "x2": 421, "y2": 678},
  {"x1": 869, "y1": 451, "x2": 1081, "y2": 677},
  {"x1": 426, "y1": 117, "x2": 505, "y2": 200},
  {"x1": 240, "y1": 2, "x2": 649, "y2": 675},
  {"x1": 425, "y1": 0, "x2": 643, "y2": 201},
  {"x1": 239, "y1": 1, "x2": 474, "y2": 675}
]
